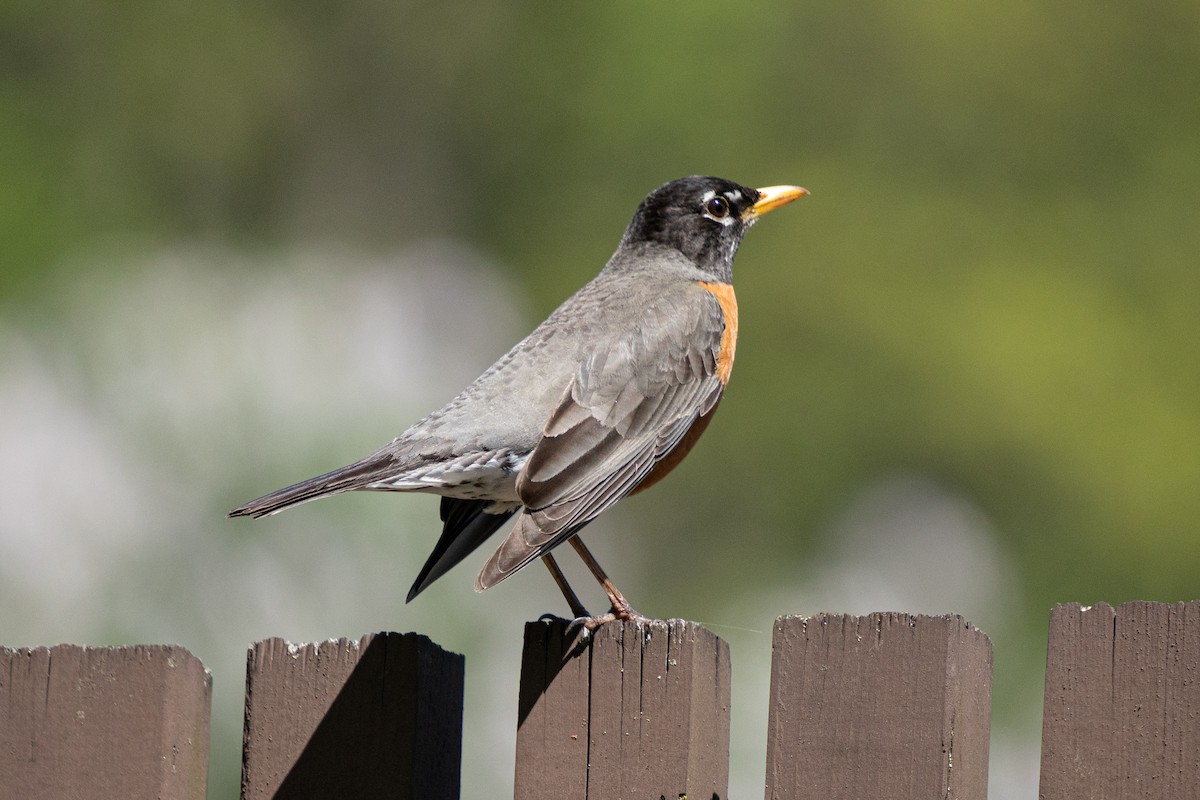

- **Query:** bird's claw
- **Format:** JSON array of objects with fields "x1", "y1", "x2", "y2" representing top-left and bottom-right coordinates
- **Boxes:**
[
  {"x1": 565, "y1": 603, "x2": 650, "y2": 635},
  {"x1": 568, "y1": 612, "x2": 614, "y2": 632},
  {"x1": 565, "y1": 616, "x2": 594, "y2": 641}
]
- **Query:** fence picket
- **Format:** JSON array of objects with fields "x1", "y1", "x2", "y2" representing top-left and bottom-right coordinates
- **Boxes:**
[
  {"x1": 514, "y1": 617, "x2": 731, "y2": 800},
  {"x1": 0, "y1": 643, "x2": 211, "y2": 800},
  {"x1": 241, "y1": 632, "x2": 464, "y2": 800},
  {"x1": 1039, "y1": 601, "x2": 1200, "y2": 800},
  {"x1": 764, "y1": 612, "x2": 992, "y2": 800}
]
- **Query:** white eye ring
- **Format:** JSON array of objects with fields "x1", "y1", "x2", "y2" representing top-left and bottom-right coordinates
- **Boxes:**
[{"x1": 703, "y1": 195, "x2": 730, "y2": 220}]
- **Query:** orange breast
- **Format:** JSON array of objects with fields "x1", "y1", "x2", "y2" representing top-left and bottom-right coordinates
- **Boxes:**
[
  {"x1": 697, "y1": 281, "x2": 738, "y2": 385},
  {"x1": 629, "y1": 281, "x2": 737, "y2": 496}
]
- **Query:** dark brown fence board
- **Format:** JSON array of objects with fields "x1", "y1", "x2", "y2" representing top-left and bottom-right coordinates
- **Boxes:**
[
  {"x1": 0, "y1": 643, "x2": 211, "y2": 800},
  {"x1": 764, "y1": 612, "x2": 992, "y2": 800},
  {"x1": 241, "y1": 631, "x2": 464, "y2": 800},
  {"x1": 515, "y1": 618, "x2": 731, "y2": 800},
  {"x1": 1039, "y1": 601, "x2": 1200, "y2": 800},
  {"x1": 515, "y1": 619, "x2": 591, "y2": 798}
]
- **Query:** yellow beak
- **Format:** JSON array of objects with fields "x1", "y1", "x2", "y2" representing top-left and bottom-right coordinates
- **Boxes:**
[{"x1": 745, "y1": 185, "x2": 809, "y2": 219}]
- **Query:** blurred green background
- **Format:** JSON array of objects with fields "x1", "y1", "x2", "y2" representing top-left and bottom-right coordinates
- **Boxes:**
[{"x1": 3, "y1": 2, "x2": 1197, "y2": 797}]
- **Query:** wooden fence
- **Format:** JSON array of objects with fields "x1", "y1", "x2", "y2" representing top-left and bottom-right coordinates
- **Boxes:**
[{"x1": 2, "y1": 601, "x2": 1197, "y2": 799}]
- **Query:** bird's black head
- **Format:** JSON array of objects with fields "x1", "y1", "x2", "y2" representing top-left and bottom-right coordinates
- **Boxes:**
[{"x1": 618, "y1": 176, "x2": 806, "y2": 282}]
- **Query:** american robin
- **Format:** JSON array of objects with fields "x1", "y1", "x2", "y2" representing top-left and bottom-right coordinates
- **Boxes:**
[{"x1": 229, "y1": 176, "x2": 806, "y2": 627}]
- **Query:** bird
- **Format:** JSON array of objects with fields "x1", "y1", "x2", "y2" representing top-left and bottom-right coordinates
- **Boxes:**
[{"x1": 229, "y1": 176, "x2": 806, "y2": 628}]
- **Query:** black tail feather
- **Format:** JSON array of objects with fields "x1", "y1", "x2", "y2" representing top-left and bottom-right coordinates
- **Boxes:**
[{"x1": 406, "y1": 498, "x2": 516, "y2": 602}]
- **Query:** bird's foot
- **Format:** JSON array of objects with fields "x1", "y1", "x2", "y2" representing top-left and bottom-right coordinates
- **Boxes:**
[
  {"x1": 565, "y1": 601, "x2": 651, "y2": 636},
  {"x1": 568, "y1": 611, "x2": 615, "y2": 632},
  {"x1": 609, "y1": 593, "x2": 651, "y2": 626}
]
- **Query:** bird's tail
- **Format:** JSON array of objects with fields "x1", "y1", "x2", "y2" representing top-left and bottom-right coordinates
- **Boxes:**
[{"x1": 228, "y1": 454, "x2": 397, "y2": 519}]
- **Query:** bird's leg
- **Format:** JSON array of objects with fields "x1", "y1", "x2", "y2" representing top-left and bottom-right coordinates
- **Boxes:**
[
  {"x1": 569, "y1": 535, "x2": 650, "y2": 627},
  {"x1": 541, "y1": 554, "x2": 591, "y2": 620}
]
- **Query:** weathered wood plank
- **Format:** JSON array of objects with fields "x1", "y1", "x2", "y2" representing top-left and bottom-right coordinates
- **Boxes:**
[
  {"x1": 515, "y1": 618, "x2": 590, "y2": 799},
  {"x1": 0, "y1": 643, "x2": 211, "y2": 800},
  {"x1": 1039, "y1": 601, "x2": 1200, "y2": 800},
  {"x1": 764, "y1": 612, "x2": 992, "y2": 800},
  {"x1": 241, "y1": 631, "x2": 464, "y2": 800},
  {"x1": 515, "y1": 618, "x2": 731, "y2": 800}
]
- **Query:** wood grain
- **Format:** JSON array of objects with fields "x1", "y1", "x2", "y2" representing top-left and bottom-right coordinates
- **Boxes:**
[
  {"x1": 241, "y1": 632, "x2": 464, "y2": 800},
  {"x1": 1, "y1": 643, "x2": 211, "y2": 800},
  {"x1": 1039, "y1": 601, "x2": 1200, "y2": 800},
  {"x1": 764, "y1": 612, "x2": 992, "y2": 800},
  {"x1": 515, "y1": 618, "x2": 731, "y2": 800}
]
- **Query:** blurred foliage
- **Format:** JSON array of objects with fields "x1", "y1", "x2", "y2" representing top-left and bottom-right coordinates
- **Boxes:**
[{"x1": 3, "y1": 0, "x2": 1199, "y2": 790}]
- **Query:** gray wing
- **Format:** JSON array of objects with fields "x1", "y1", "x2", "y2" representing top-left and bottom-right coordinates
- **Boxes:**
[{"x1": 476, "y1": 285, "x2": 729, "y2": 590}]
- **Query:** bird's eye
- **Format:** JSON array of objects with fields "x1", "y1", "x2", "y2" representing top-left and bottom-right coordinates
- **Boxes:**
[{"x1": 704, "y1": 195, "x2": 730, "y2": 219}]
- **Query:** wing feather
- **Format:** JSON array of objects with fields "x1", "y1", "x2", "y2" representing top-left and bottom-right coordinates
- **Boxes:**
[{"x1": 476, "y1": 285, "x2": 731, "y2": 590}]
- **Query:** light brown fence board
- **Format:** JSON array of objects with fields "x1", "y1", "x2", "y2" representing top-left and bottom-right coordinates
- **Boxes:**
[
  {"x1": 0, "y1": 643, "x2": 211, "y2": 800},
  {"x1": 764, "y1": 612, "x2": 992, "y2": 800},
  {"x1": 1039, "y1": 601, "x2": 1200, "y2": 800},
  {"x1": 515, "y1": 618, "x2": 731, "y2": 800}
]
